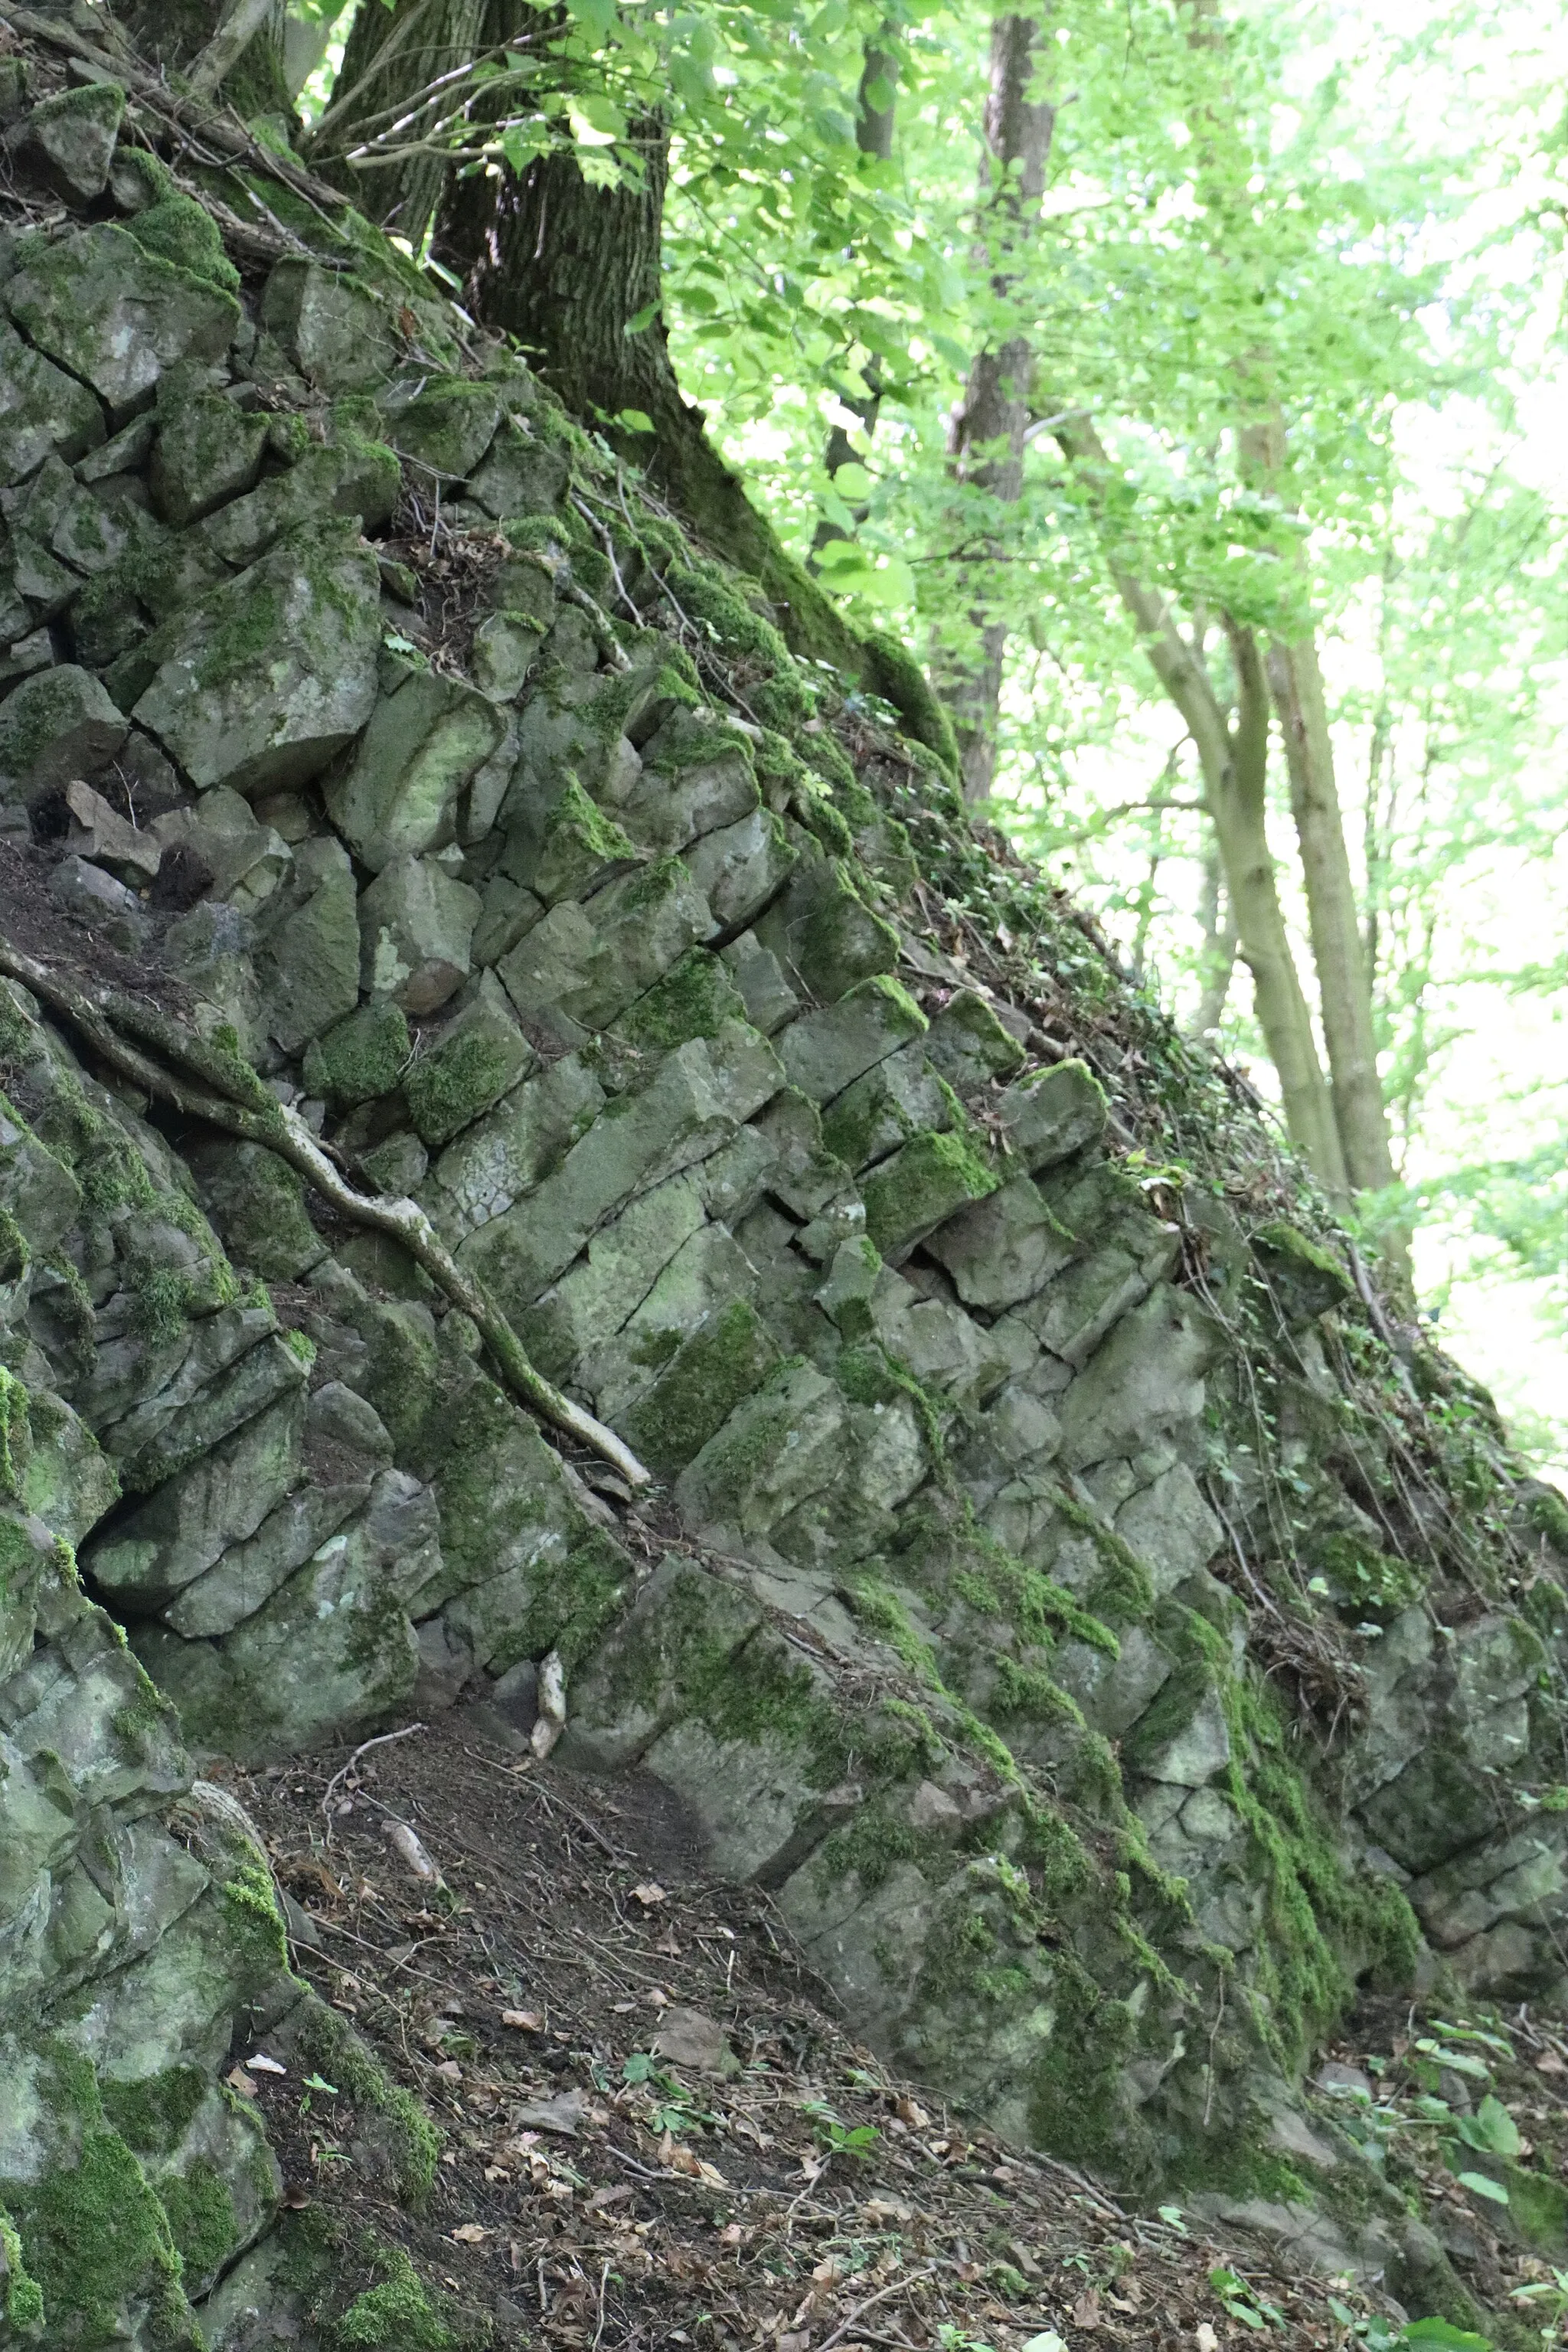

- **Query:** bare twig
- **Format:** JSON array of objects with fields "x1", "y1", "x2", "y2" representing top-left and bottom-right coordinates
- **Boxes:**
[
  {"x1": 322, "y1": 1723, "x2": 429, "y2": 1831},
  {"x1": 0, "y1": 948, "x2": 652, "y2": 1488},
  {"x1": 818, "y1": 2268, "x2": 936, "y2": 2352}
]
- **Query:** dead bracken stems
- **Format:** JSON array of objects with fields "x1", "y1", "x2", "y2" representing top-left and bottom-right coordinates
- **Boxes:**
[{"x1": 0, "y1": 944, "x2": 653, "y2": 1490}]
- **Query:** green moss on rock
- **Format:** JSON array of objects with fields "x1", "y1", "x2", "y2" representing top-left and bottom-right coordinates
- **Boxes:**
[
  {"x1": 331, "y1": 2244, "x2": 452, "y2": 2350},
  {"x1": 616, "y1": 949, "x2": 747, "y2": 1052},
  {"x1": 622, "y1": 1299, "x2": 779, "y2": 1478},
  {"x1": 861, "y1": 1126, "x2": 998, "y2": 1258},
  {"x1": 0, "y1": 2206, "x2": 43, "y2": 2334},
  {"x1": 405, "y1": 1027, "x2": 517, "y2": 1148},
  {"x1": 98, "y1": 2068, "x2": 209, "y2": 2159},
  {"x1": 304, "y1": 999, "x2": 412, "y2": 1106},
  {"x1": 157, "y1": 2158, "x2": 237, "y2": 2288}
]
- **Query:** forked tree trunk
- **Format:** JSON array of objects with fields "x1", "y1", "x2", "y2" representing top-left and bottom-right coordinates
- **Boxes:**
[
  {"x1": 1055, "y1": 415, "x2": 1347, "y2": 1194},
  {"x1": 942, "y1": 13, "x2": 1055, "y2": 802}
]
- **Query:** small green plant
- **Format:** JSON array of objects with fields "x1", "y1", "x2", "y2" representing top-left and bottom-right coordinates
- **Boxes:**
[
  {"x1": 1210, "y1": 2266, "x2": 1284, "y2": 2329},
  {"x1": 1338, "y1": 2317, "x2": 1491, "y2": 2351},
  {"x1": 1511, "y1": 2266, "x2": 1568, "y2": 2345},
  {"x1": 798, "y1": 2098, "x2": 880, "y2": 2159},
  {"x1": 619, "y1": 2052, "x2": 715, "y2": 2136}
]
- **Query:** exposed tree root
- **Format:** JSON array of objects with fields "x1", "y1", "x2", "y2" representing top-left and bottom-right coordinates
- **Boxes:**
[{"x1": 0, "y1": 942, "x2": 654, "y2": 1491}]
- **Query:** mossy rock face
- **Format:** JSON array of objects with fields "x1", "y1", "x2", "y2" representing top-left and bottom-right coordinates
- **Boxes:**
[
  {"x1": 152, "y1": 390, "x2": 269, "y2": 529},
  {"x1": 125, "y1": 526, "x2": 382, "y2": 799},
  {"x1": 862, "y1": 1126, "x2": 999, "y2": 1260},
  {"x1": 405, "y1": 994, "x2": 533, "y2": 1148},
  {"x1": 621, "y1": 1298, "x2": 782, "y2": 1478},
  {"x1": 384, "y1": 375, "x2": 505, "y2": 482},
  {"x1": 0, "y1": 663, "x2": 126, "y2": 799},
  {"x1": 24, "y1": 80, "x2": 124, "y2": 205},
  {"x1": 186, "y1": 1139, "x2": 324, "y2": 1282},
  {"x1": 0, "y1": 33, "x2": 1564, "y2": 2288},
  {"x1": 1253, "y1": 1220, "x2": 1354, "y2": 1323},
  {"x1": 260, "y1": 256, "x2": 397, "y2": 394},
  {"x1": 304, "y1": 999, "x2": 413, "y2": 1109},
  {"x1": 5, "y1": 224, "x2": 238, "y2": 420}
]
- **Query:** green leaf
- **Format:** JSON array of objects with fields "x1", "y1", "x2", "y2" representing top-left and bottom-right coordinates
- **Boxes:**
[
  {"x1": 1455, "y1": 2094, "x2": 1522, "y2": 2157},
  {"x1": 1456, "y1": 2169, "x2": 1510, "y2": 2205},
  {"x1": 1399, "y1": 2320, "x2": 1494, "y2": 2348},
  {"x1": 624, "y1": 304, "x2": 661, "y2": 336},
  {"x1": 1416, "y1": 2040, "x2": 1491, "y2": 2079},
  {"x1": 568, "y1": 96, "x2": 624, "y2": 147},
  {"x1": 563, "y1": 0, "x2": 616, "y2": 41},
  {"x1": 613, "y1": 408, "x2": 656, "y2": 433}
]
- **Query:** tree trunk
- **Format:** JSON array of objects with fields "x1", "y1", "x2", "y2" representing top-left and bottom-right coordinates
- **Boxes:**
[
  {"x1": 1189, "y1": 843, "x2": 1238, "y2": 1040},
  {"x1": 942, "y1": 14, "x2": 1055, "y2": 802},
  {"x1": 309, "y1": 0, "x2": 488, "y2": 247},
  {"x1": 1236, "y1": 411, "x2": 1400, "y2": 1212},
  {"x1": 118, "y1": 0, "x2": 292, "y2": 116},
  {"x1": 1266, "y1": 637, "x2": 1396, "y2": 1200},
  {"x1": 810, "y1": 26, "x2": 898, "y2": 570},
  {"x1": 1220, "y1": 624, "x2": 1350, "y2": 1197},
  {"x1": 433, "y1": 106, "x2": 952, "y2": 765},
  {"x1": 1055, "y1": 415, "x2": 1346, "y2": 1194}
]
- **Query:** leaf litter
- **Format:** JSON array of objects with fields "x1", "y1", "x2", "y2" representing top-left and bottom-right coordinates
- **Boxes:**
[{"x1": 226, "y1": 1713, "x2": 1413, "y2": 2350}]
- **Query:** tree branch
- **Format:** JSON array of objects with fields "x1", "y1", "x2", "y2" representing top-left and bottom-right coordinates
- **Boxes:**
[
  {"x1": 185, "y1": 0, "x2": 276, "y2": 100},
  {"x1": 0, "y1": 945, "x2": 652, "y2": 1491}
]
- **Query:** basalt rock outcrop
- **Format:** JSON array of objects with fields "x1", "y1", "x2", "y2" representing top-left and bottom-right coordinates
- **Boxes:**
[{"x1": 2, "y1": 21, "x2": 1567, "y2": 2347}]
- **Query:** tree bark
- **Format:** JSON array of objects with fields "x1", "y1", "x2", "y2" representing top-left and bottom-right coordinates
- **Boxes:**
[
  {"x1": 942, "y1": 13, "x2": 1055, "y2": 802},
  {"x1": 1266, "y1": 636, "x2": 1396, "y2": 1199},
  {"x1": 1189, "y1": 842, "x2": 1238, "y2": 1040},
  {"x1": 118, "y1": 0, "x2": 292, "y2": 116},
  {"x1": 810, "y1": 25, "x2": 898, "y2": 570},
  {"x1": 311, "y1": 0, "x2": 489, "y2": 246},
  {"x1": 1055, "y1": 415, "x2": 1346, "y2": 1194},
  {"x1": 1236, "y1": 411, "x2": 1399, "y2": 1209}
]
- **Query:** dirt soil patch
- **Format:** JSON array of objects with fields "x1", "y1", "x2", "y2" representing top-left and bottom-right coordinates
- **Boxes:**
[{"x1": 220, "y1": 1714, "x2": 1387, "y2": 2351}]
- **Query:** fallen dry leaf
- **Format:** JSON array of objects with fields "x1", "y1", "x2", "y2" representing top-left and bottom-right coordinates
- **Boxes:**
[
  {"x1": 1535, "y1": 2049, "x2": 1567, "y2": 2076},
  {"x1": 632, "y1": 1880, "x2": 668, "y2": 1906},
  {"x1": 896, "y1": 2095, "x2": 930, "y2": 2128},
  {"x1": 247, "y1": 2053, "x2": 286, "y2": 2076},
  {"x1": 1073, "y1": 2284, "x2": 1102, "y2": 2328},
  {"x1": 451, "y1": 2223, "x2": 488, "y2": 2244},
  {"x1": 500, "y1": 2008, "x2": 543, "y2": 2031},
  {"x1": 226, "y1": 2066, "x2": 258, "y2": 2098},
  {"x1": 1195, "y1": 2327, "x2": 1220, "y2": 2352}
]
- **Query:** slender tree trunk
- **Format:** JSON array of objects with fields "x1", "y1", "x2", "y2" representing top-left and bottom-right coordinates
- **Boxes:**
[
  {"x1": 1236, "y1": 412, "x2": 1399, "y2": 1207},
  {"x1": 1266, "y1": 637, "x2": 1395, "y2": 1198},
  {"x1": 1054, "y1": 415, "x2": 1346, "y2": 1194},
  {"x1": 942, "y1": 13, "x2": 1055, "y2": 802},
  {"x1": 1220, "y1": 624, "x2": 1350, "y2": 1196},
  {"x1": 1190, "y1": 842, "x2": 1239, "y2": 1039},
  {"x1": 811, "y1": 26, "x2": 898, "y2": 569}
]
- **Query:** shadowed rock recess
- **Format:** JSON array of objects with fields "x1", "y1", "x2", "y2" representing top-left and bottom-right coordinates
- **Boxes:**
[{"x1": 2, "y1": 26, "x2": 1568, "y2": 2348}]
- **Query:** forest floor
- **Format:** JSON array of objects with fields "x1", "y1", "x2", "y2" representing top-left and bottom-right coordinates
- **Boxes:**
[{"x1": 218, "y1": 1713, "x2": 1416, "y2": 2352}]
